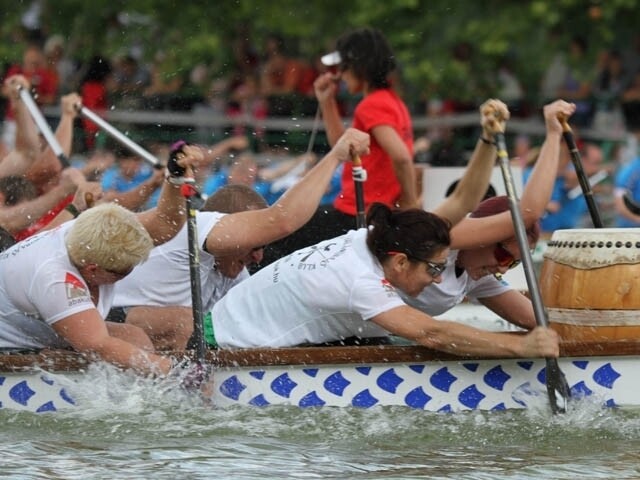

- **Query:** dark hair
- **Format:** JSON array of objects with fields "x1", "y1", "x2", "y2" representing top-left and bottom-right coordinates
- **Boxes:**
[
  {"x1": 336, "y1": 27, "x2": 396, "y2": 89},
  {"x1": 470, "y1": 195, "x2": 540, "y2": 245},
  {"x1": 366, "y1": 203, "x2": 451, "y2": 263},
  {"x1": 0, "y1": 176, "x2": 37, "y2": 206},
  {"x1": 82, "y1": 55, "x2": 112, "y2": 83},
  {"x1": 203, "y1": 184, "x2": 267, "y2": 213},
  {"x1": 0, "y1": 226, "x2": 15, "y2": 253}
]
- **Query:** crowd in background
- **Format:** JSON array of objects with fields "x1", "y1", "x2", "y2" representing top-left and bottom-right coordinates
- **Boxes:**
[{"x1": 2, "y1": 25, "x2": 640, "y2": 234}]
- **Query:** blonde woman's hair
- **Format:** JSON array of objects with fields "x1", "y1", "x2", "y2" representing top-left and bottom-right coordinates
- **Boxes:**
[{"x1": 66, "y1": 203, "x2": 153, "y2": 272}]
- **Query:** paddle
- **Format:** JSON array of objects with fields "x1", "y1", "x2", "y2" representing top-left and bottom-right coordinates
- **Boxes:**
[
  {"x1": 495, "y1": 131, "x2": 571, "y2": 415},
  {"x1": 350, "y1": 149, "x2": 367, "y2": 228},
  {"x1": 76, "y1": 104, "x2": 162, "y2": 169},
  {"x1": 623, "y1": 193, "x2": 640, "y2": 216},
  {"x1": 558, "y1": 116, "x2": 604, "y2": 228},
  {"x1": 167, "y1": 143, "x2": 207, "y2": 366},
  {"x1": 17, "y1": 86, "x2": 70, "y2": 169}
]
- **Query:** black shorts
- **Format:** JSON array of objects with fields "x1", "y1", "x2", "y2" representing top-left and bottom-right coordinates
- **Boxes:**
[{"x1": 105, "y1": 307, "x2": 128, "y2": 323}]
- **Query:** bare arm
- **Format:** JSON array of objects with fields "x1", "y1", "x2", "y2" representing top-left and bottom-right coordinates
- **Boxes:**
[
  {"x1": 0, "y1": 167, "x2": 87, "y2": 234},
  {"x1": 102, "y1": 168, "x2": 164, "y2": 211},
  {"x1": 53, "y1": 310, "x2": 172, "y2": 376},
  {"x1": 479, "y1": 290, "x2": 536, "y2": 330},
  {"x1": 0, "y1": 75, "x2": 41, "y2": 176},
  {"x1": 136, "y1": 144, "x2": 203, "y2": 245},
  {"x1": 371, "y1": 305, "x2": 558, "y2": 358},
  {"x1": 200, "y1": 136, "x2": 249, "y2": 167},
  {"x1": 432, "y1": 99, "x2": 508, "y2": 224},
  {"x1": 371, "y1": 125, "x2": 418, "y2": 209},
  {"x1": 44, "y1": 180, "x2": 103, "y2": 231},
  {"x1": 449, "y1": 100, "x2": 576, "y2": 249},
  {"x1": 25, "y1": 93, "x2": 82, "y2": 190},
  {"x1": 314, "y1": 72, "x2": 345, "y2": 146},
  {"x1": 206, "y1": 128, "x2": 370, "y2": 256}
]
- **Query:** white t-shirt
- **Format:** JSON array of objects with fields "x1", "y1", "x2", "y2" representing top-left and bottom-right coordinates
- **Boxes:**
[
  {"x1": 211, "y1": 228, "x2": 404, "y2": 348},
  {"x1": 0, "y1": 222, "x2": 114, "y2": 349},
  {"x1": 113, "y1": 211, "x2": 248, "y2": 312},
  {"x1": 401, "y1": 250, "x2": 511, "y2": 316}
]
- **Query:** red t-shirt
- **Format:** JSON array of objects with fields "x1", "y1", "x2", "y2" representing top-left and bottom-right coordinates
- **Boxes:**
[
  {"x1": 334, "y1": 89, "x2": 414, "y2": 215},
  {"x1": 81, "y1": 81, "x2": 109, "y2": 149}
]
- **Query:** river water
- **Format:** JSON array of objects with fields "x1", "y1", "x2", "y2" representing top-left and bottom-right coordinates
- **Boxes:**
[{"x1": 1, "y1": 363, "x2": 639, "y2": 480}]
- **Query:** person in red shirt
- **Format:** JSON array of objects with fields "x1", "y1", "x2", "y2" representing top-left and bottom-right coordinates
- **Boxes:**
[
  {"x1": 258, "y1": 28, "x2": 420, "y2": 269},
  {"x1": 1, "y1": 44, "x2": 58, "y2": 152}
]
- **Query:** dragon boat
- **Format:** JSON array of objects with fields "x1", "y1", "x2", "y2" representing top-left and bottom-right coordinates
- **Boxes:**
[{"x1": 1, "y1": 228, "x2": 638, "y2": 413}]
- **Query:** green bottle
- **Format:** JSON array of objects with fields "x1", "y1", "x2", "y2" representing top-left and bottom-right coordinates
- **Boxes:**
[{"x1": 203, "y1": 312, "x2": 217, "y2": 348}]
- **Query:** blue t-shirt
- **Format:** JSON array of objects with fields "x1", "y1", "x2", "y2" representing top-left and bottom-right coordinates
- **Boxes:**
[
  {"x1": 614, "y1": 157, "x2": 640, "y2": 227},
  {"x1": 522, "y1": 165, "x2": 587, "y2": 233},
  {"x1": 101, "y1": 163, "x2": 159, "y2": 209}
]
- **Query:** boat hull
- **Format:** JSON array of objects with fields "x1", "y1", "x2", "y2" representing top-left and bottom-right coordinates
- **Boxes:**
[
  {"x1": 1, "y1": 344, "x2": 637, "y2": 413},
  {"x1": 212, "y1": 356, "x2": 629, "y2": 412}
]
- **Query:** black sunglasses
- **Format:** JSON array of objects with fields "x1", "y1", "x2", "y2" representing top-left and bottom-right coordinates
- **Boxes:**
[{"x1": 387, "y1": 251, "x2": 447, "y2": 277}]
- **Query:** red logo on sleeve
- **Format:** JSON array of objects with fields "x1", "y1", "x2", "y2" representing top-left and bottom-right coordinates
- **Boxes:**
[
  {"x1": 381, "y1": 278, "x2": 396, "y2": 294},
  {"x1": 64, "y1": 272, "x2": 89, "y2": 300}
]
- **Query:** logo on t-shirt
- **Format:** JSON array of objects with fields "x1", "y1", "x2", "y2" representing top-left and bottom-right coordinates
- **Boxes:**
[
  {"x1": 381, "y1": 278, "x2": 396, "y2": 295},
  {"x1": 65, "y1": 272, "x2": 89, "y2": 302}
]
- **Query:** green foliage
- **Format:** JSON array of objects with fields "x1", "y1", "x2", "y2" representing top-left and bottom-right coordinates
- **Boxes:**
[{"x1": 1, "y1": 0, "x2": 639, "y2": 108}]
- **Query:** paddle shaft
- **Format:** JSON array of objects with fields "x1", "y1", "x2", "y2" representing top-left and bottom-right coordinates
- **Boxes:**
[
  {"x1": 17, "y1": 86, "x2": 70, "y2": 169},
  {"x1": 352, "y1": 154, "x2": 366, "y2": 229},
  {"x1": 623, "y1": 192, "x2": 640, "y2": 216},
  {"x1": 495, "y1": 132, "x2": 569, "y2": 415},
  {"x1": 182, "y1": 182, "x2": 207, "y2": 361},
  {"x1": 78, "y1": 105, "x2": 162, "y2": 168},
  {"x1": 559, "y1": 118, "x2": 603, "y2": 228}
]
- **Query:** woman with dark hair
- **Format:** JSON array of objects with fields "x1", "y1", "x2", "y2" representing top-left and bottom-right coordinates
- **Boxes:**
[
  {"x1": 210, "y1": 202, "x2": 559, "y2": 359},
  {"x1": 402, "y1": 99, "x2": 577, "y2": 330}
]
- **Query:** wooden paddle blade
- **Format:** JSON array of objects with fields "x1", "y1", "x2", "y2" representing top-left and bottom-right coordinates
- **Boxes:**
[
  {"x1": 623, "y1": 192, "x2": 640, "y2": 216},
  {"x1": 545, "y1": 358, "x2": 571, "y2": 414}
]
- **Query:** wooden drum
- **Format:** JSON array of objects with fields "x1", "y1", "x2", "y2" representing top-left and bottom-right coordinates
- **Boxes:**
[{"x1": 540, "y1": 228, "x2": 640, "y2": 342}]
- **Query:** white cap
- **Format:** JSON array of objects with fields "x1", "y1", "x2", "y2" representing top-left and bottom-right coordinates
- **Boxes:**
[{"x1": 320, "y1": 51, "x2": 342, "y2": 66}]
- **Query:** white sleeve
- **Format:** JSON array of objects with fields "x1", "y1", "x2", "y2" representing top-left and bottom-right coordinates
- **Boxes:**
[
  {"x1": 30, "y1": 266, "x2": 96, "y2": 326},
  {"x1": 350, "y1": 275, "x2": 406, "y2": 320}
]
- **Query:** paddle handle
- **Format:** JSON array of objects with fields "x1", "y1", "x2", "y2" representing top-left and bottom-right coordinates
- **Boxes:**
[
  {"x1": 17, "y1": 86, "x2": 70, "y2": 169},
  {"x1": 495, "y1": 133, "x2": 547, "y2": 327},
  {"x1": 183, "y1": 181, "x2": 207, "y2": 361},
  {"x1": 558, "y1": 115, "x2": 604, "y2": 228},
  {"x1": 495, "y1": 132, "x2": 570, "y2": 414},
  {"x1": 351, "y1": 151, "x2": 366, "y2": 229},
  {"x1": 78, "y1": 105, "x2": 162, "y2": 168}
]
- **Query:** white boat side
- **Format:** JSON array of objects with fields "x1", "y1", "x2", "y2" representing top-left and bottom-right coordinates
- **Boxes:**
[{"x1": 1, "y1": 338, "x2": 638, "y2": 413}]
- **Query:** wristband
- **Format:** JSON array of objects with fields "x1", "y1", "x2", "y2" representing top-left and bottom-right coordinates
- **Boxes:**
[
  {"x1": 65, "y1": 203, "x2": 80, "y2": 218},
  {"x1": 479, "y1": 136, "x2": 496, "y2": 146}
]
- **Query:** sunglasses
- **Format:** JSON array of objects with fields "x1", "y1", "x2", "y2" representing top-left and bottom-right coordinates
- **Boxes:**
[
  {"x1": 424, "y1": 260, "x2": 448, "y2": 277},
  {"x1": 493, "y1": 243, "x2": 520, "y2": 270},
  {"x1": 387, "y1": 251, "x2": 447, "y2": 277}
]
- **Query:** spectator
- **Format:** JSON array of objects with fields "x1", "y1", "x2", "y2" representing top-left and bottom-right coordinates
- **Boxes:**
[
  {"x1": 43, "y1": 34, "x2": 77, "y2": 95},
  {"x1": 100, "y1": 141, "x2": 164, "y2": 212},
  {"x1": 260, "y1": 27, "x2": 424, "y2": 268},
  {"x1": 108, "y1": 54, "x2": 150, "y2": 109},
  {"x1": 613, "y1": 133, "x2": 640, "y2": 227},
  {"x1": 592, "y1": 49, "x2": 629, "y2": 133},
  {"x1": 554, "y1": 35, "x2": 596, "y2": 127},
  {"x1": 79, "y1": 55, "x2": 113, "y2": 150},
  {"x1": 1, "y1": 43, "x2": 58, "y2": 152}
]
